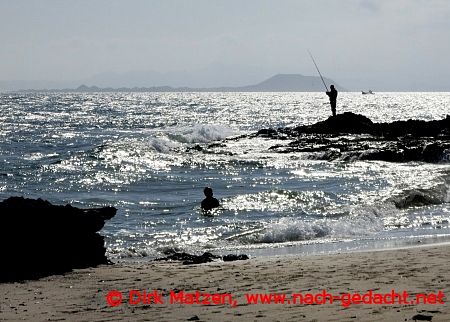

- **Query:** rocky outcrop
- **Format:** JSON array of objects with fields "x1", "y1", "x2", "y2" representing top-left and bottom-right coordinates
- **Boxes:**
[
  {"x1": 255, "y1": 113, "x2": 450, "y2": 163},
  {"x1": 155, "y1": 250, "x2": 249, "y2": 265},
  {"x1": 285, "y1": 112, "x2": 450, "y2": 137},
  {"x1": 0, "y1": 197, "x2": 116, "y2": 282},
  {"x1": 222, "y1": 254, "x2": 250, "y2": 262}
]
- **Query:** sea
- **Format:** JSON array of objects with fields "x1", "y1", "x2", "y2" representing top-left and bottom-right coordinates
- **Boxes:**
[{"x1": 1, "y1": 92, "x2": 450, "y2": 261}]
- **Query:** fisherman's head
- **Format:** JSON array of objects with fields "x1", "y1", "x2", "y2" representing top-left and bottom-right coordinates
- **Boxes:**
[
  {"x1": 330, "y1": 85, "x2": 335, "y2": 89},
  {"x1": 204, "y1": 187, "x2": 213, "y2": 197}
]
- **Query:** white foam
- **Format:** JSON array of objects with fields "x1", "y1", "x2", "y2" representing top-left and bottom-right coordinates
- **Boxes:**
[
  {"x1": 167, "y1": 124, "x2": 237, "y2": 143},
  {"x1": 147, "y1": 136, "x2": 180, "y2": 153},
  {"x1": 246, "y1": 205, "x2": 388, "y2": 244}
]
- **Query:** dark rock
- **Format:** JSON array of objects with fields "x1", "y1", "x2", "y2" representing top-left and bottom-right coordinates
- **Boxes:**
[
  {"x1": 188, "y1": 144, "x2": 203, "y2": 152},
  {"x1": 290, "y1": 112, "x2": 449, "y2": 138},
  {"x1": 155, "y1": 251, "x2": 249, "y2": 265},
  {"x1": 155, "y1": 251, "x2": 220, "y2": 265},
  {"x1": 208, "y1": 142, "x2": 227, "y2": 148},
  {"x1": 256, "y1": 128, "x2": 278, "y2": 137},
  {"x1": 187, "y1": 316, "x2": 200, "y2": 321},
  {"x1": 391, "y1": 188, "x2": 445, "y2": 209},
  {"x1": 422, "y1": 143, "x2": 449, "y2": 162},
  {"x1": 412, "y1": 314, "x2": 433, "y2": 321},
  {"x1": 377, "y1": 115, "x2": 450, "y2": 138},
  {"x1": 0, "y1": 197, "x2": 116, "y2": 282},
  {"x1": 294, "y1": 112, "x2": 374, "y2": 134},
  {"x1": 254, "y1": 113, "x2": 450, "y2": 163},
  {"x1": 222, "y1": 254, "x2": 249, "y2": 262}
]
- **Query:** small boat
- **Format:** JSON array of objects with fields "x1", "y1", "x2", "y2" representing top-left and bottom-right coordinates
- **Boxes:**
[{"x1": 362, "y1": 90, "x2": 374, "y2": 95}]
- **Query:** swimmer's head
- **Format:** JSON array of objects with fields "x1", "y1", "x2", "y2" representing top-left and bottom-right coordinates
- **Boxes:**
[{"x1": 204, "y1": 187, "x2": 213, "y2": 197}]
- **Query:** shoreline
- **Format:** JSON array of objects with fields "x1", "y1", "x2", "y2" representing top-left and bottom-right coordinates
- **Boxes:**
[
  {"x1": 108, "y1": 232, "x2": 450, "y2": 264},
  {"x1": 2, "y1": 242, "x2": 449, "y2": 321},
  {"x1": 247, "y1": 232, "x2": 450, "y2": 257}
]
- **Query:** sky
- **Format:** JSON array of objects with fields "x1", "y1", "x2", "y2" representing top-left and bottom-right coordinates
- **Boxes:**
[{"x1": 1, "y1": 0, "x2": 450, "y2": 91}]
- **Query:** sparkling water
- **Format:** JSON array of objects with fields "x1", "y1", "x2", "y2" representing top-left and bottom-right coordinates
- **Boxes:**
[{"x1": 1, "y1": 92, "x2": 449, "y2": 260}]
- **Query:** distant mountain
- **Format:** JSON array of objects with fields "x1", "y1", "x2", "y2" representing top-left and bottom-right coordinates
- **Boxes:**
[
  {"x1": 21, "y1": 74, "x2": 345, "y2": 93},
  {"x1": 237, "y1": 74, "x2": 345, "y2": 92},
  {"x1": 0, "y1": 80, "x2": 77, "y2": 92},
  {"x1": 0, "y1": 64, "x2": 272, "y2": 92},
  {"x1": 81, "y1": 64, "x2": 271, "y2": 88}
]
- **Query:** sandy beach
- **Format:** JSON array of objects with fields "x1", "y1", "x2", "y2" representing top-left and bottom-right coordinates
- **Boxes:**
[{"x1": 1, "y1": 244, "x2": 449, "y2": 322}]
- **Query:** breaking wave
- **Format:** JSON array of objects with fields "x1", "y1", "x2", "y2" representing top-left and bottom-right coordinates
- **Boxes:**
[
  {"x1": 240, "y1": 205, "x2": 391, "y2": 244},
  {"x1": 167, "y1": 124, "x2": 237, "y2": 143},
  {"x1": 147, "y1": 137, "x2": 180, "y2": 153},
  {"x1": 390, "y1": 181, "x2": 450, "y2": 209}
]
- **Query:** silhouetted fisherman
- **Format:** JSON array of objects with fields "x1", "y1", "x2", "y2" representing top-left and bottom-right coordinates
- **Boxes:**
[
  {"x1": 326, "y1": 84, "x2": 338, "y2": 117},
  {"x1": 201, "y1": 187, "x2": 220, "y2": 211}
]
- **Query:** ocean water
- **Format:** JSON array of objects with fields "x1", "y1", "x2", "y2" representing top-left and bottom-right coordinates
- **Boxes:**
[{"x1": 1, "y1": 92, "x2": 450, "y2": 260}]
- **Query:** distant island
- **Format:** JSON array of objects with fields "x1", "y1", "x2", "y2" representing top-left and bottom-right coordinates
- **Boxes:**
[{"x1": 21, "y1": 74, "x2": 346, "y2": 93}]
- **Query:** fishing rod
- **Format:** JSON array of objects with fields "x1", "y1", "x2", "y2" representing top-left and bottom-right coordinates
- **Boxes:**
[{"x1": 307, "y1": 50, "x2": 328, "y2": 92}]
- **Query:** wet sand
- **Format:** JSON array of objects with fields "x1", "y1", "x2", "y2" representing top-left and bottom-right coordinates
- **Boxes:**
[{"x1": 1, "y1": 244, "x2": 449, "y2": 321}]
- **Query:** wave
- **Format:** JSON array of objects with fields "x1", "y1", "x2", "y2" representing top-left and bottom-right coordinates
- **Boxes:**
[
  {"x1": 390, "y1": 183, "x2": 450, "y2": 209},
  {"x1": 167, "y1": 124, "x2": 237, "y2": 143},
  {"x1": 240, "y1": 205, "x2": 389, "y2": 244},
  {"x1": 147, "y1": 137, "x2": 180, "y2": 153}
]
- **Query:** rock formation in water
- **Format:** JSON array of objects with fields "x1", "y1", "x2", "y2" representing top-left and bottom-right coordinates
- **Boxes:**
[
  {"x1": 0, "y1": 197, "x2": 116, "y2": 282},
  {"x1": 254, "y1": 112, "x2": 450, "y2": 163},
  {"x1": 155, "y1": 250, "x2": 249, "y2": 265}
]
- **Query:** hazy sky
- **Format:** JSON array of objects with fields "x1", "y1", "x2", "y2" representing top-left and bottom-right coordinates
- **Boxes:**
[{"x1": 1, "y1": 0, "x2": 449, "y2": 90}]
